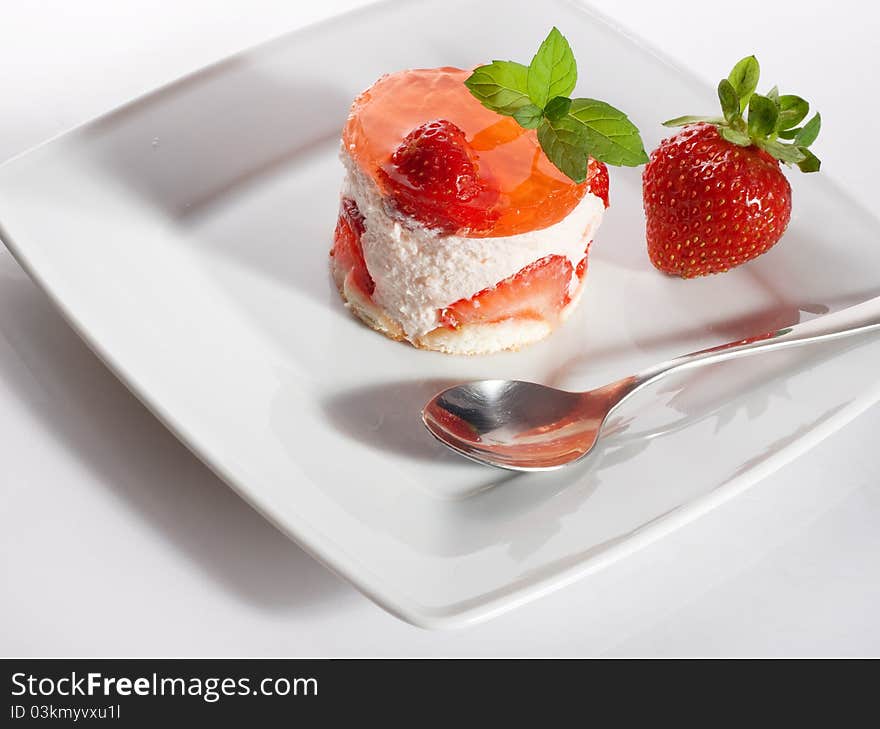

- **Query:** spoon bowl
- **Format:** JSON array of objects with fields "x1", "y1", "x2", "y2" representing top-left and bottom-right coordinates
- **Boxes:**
[{"x1": 422, "y1": 378, "x2": 634, "y2": 470}]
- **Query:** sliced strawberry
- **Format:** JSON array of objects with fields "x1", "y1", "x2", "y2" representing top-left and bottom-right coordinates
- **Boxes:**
[
  {"x1": 330, "y1": 197, "x2": 374, "y2": 296},
  {"x1": 380, "y1": 119, "x2": 499, "y2": 235},
  {"x1": 586, "y1": 158, "x2": 609, "y2": 208},
  {"x1": 340, "y1": 196, "x2": 365, "y2": 236},
  {"x1": 439, "y1": 255, "x2": 574, "y2": 329}
]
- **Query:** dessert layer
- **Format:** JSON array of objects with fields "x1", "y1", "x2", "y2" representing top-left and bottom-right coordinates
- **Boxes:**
[
  {"x1": 342, "y1": 67, "x2": 588, "y2": 237},
  {"x1": 334, "y1": 256, "x2": 589, "y2": 355},
  {"x1": 340, "y1": 150, "x2": 605, "y2": 339}
]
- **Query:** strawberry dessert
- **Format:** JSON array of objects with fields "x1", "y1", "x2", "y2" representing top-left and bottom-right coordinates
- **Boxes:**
[{"x1": 331, "y1": 28, "x2": 645, "y2": 354}]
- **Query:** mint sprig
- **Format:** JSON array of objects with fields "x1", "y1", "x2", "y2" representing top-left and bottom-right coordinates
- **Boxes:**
[
  {"x1": 464, "y1": 27, "x2": 647, "y2": 182},
  {"x1": 663, "y1": 55, "x2": 822, "y2": 173}
]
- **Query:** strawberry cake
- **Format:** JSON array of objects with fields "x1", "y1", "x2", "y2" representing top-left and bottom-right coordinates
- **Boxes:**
[{"x1": 331, "y1": 67, "x2": 609, "y2": 355}]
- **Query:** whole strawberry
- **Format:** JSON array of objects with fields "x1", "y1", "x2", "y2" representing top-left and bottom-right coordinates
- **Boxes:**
[{"x1": 643, "y1": 55, "x2": 821, "y2": 278}]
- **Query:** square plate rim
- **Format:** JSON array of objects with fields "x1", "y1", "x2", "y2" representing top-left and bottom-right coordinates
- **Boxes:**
[{"x1": 1, "y1": 0, "x2": 878, "y2": 629}]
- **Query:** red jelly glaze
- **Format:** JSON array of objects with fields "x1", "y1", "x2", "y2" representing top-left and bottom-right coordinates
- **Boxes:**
[{"x1": 343, "y1": 67, "x2": 590, "y2": 237}]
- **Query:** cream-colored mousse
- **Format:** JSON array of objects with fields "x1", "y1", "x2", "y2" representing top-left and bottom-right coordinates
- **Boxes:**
[{"x1": 335, "y1": 148, "x2": 605, "y2": 354}]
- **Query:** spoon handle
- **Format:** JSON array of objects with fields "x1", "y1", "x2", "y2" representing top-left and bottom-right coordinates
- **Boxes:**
[{"x1": 631, "y1": 295, "x2": 880, "y2": 392}]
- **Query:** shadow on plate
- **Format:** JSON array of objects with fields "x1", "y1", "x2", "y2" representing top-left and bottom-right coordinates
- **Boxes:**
[
  {"x1": 80, "y1": 57, "x2": 353, "y2": 313},
  {"x1": 305, "y1": 327, "x2": 877, "y2": 566},
  {"x1": 0, "y1": 263, "x2": 356, "y2": 616},
  {"x1": 83, "y1": 56, "x2": 350, "y2": 223},
  {"x1": 550, "y1": 275, "x2": 880, "y2": 393},
  {"x1": 321, "y1": 378, "x2": 478, "y2": 465}
]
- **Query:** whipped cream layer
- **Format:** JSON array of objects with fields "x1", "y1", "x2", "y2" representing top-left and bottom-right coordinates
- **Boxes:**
[{"x1": 341, "y1": 149, "x2": 605, "y2": 339}]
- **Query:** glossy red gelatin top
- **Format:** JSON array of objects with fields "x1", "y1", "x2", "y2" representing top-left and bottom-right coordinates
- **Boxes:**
[{"x1": 343, "y1": 67, "x2": 588, "y2": 238}]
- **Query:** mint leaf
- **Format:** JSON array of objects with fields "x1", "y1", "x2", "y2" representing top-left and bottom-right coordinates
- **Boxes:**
[
  {"x1": 777, "y1": 127, "x2": 800, "y2": 140},
  {"x1": 761, "y1": 139, "x2": 806, "y2": 165},
  {"x1": 747, "y1": 93, "x2": 777, "y2": 138},
  {"x1": 663, "y1": 114, "x2": 725, "y2": 127},
  {"x1": 718, "y1": 126, "x2": 751, "y2": 146},
  {"x1": 767, "y1": 85, "x2": 780, "y2": 104},
  {"x1": 728, "y1": 55, "x2": 760, "y2": 111},
  {"x1": 537, "y1": 118, "x2": 589, "y2": 182},
  {"x1": 513, "y1": 103, "x2": 544, "y2": 129},
  {"x1": 463, "y1": 26, "x2": 647, "y2": 177},
  {"x1": 794, "y1": 112, "x2": 821, "y2": 147},
  {"x1": 797, "y1": 148, "x2": 821, "y2": 173},
  {"x1": 527, "y1": 27, "x2": 577, "y2": 109},
  {"x1": 564, "y1": 98, "x2": 648, "y2": 167},
  {"x1": 537, "y1": 96, "x2": 649, "y2": 179},
  {"x1": 544, "y1": 95, "x2": 572, "y2": 121},
  {"x1": 718, "y1": 79, "x2": 741, "y2": 124},
  {"x1": 777, "y1": 95, "x2": 809, "y2": 130},
  {"x1": 465, "y1": 61, "x2": 531, "y2": 115}
]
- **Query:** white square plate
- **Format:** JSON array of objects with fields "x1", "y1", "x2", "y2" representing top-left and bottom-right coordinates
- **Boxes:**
[{"x1": 2, "y1": 0, "x2": 880, "y2": 627}]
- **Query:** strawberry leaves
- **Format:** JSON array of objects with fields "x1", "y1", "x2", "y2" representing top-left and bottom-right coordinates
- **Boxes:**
[
  {"x1": 762, "y1": 139, "x2": 806, "y2": 165},
  {"x1": 797, "y1": 147, "x2": 821, "y2": 173},
  {"x1": 777, "y1": 95, "x2": 809, "y2": 130},
  {"x1": 747, "y1": 93, "x2": 778, "y2": 138},
  {"x1": 465, "y1": 27, "x2": 647, "y2": 182},
  {"x1": 663, "y1": 55, "x2": 822, "y2": 172},
  {"x1": 795, "y1": 113, "x2": 822, "y2": 147},
  {"x1": 718, "y1": 79, "x2": 741, "y2": 124},
  {"x1": 719, "y1": 126, "x2": 751, "y2": 146},
  {"x1": 727, "y1": 55, "x2": 760, "y2": 112}
]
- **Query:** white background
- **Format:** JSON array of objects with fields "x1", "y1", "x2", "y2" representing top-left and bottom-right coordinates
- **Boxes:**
[{"x1": 1, "y1": 0, "x2": 878, "y2": 656}]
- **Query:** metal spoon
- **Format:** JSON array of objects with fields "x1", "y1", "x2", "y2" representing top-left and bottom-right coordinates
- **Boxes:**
[{"x1": 422, "y1": 296, "x2": 880, "y2": 471}]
